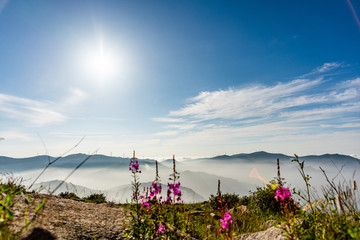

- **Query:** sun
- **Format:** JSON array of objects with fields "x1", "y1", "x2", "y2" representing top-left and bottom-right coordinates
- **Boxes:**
[
  {"x1": 88, "y1": 47, "x2": 117, "y2": 80},
  {"x1": 90, "y1": 52, "x2": 114, "y2": 78},
  {"x1": 81, "y1": 38, "x2": 118, "y2": 82}
]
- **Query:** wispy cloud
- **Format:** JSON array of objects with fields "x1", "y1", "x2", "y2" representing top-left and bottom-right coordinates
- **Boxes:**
[
  {"x1": 0, "y1": 93, "x2": 67, "y2": 126},
  {"x1": 301, "y1": 62, "x2": 343, "y2": 78},
  {"x1": 0, "y1": 131, "x2": 34, "y2": 141},
  {"x1": 0, "y1": 88, "x2": 89, "y2": 126},
  {"x1": 341, "y1": 77, "x2": 360, "y2": 88},
  {"x1": 156, "y1": 130, "x2": 179, "y2": 136},
  {"x1": 0, "y1": 0, "x2": 8, "y2": 14},
  {"x1": 279, "y1": 102, "x2": 360, "y2": 119},
  {"x1": 153, "y1": 63, "x2": 360, "y2": 155},
  {"x1": 165, "y1": 123, "x2": 197, "y2": 130},
  {"x1": 168, "y1": 78, "x2": 336, "y2": 121},
  {"x1": 313, "y1": 62, "x2": 342, "y2": 73},
  {"x1": 151, "y1": 117, "x2": 185, "y2": 123}
]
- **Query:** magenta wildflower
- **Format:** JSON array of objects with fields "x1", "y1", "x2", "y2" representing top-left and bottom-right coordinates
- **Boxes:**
[
  {"x1": 149, "y1": 182, "x2": 162, "y2": 200},
  {"x1": 140, "y1": 195, "x2": 150, "y2": 210},
  {"x1": 219, "y1": 211, "x2": 233, "y2": 233},
  {"x1": 141, "y1": 200, "x2": 150, "y2": 210},
  {"x1": 157, "y1": 224, "x2": 165, "y2": 234},
  {"x1": 129, "y1": 159, "x2": 141, "y2": 173},
  {"x1": 275, "y1": 187, "x2": 291, "y2": 201},
  {"x1": 165, "y1": 182, "x2": 182, "y2": 204}
]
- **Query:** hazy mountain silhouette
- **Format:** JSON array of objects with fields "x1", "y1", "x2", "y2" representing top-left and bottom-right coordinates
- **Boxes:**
[
  {"x1": 31, "y1": 180, "x2": 99, "y2": 197},
  {"x1": 203, "y1": 151, "x2": 359, "y2": 164},
  {"x1": 1, "y1": 151, "x2": 358, "y2": 171},
  {"x1": 2, "y1": 151, "x2": 359, "y2": 203}
]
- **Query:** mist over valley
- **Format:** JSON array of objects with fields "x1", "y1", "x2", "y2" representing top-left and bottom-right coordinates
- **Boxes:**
[{"x1": 1, "y1": 151, "x2": 359, "y2": 203}]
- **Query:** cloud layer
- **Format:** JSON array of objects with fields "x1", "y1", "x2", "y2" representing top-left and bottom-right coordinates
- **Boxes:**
[
  {"x1": 0, "y1": 88, "x2": 86, "y2": 126},
  {"x1": 153, "y1": 63, "x2": 360, "y2": 155},
  {"x1": 0, "y1": 93, "x2": 67, "y2": 126}
]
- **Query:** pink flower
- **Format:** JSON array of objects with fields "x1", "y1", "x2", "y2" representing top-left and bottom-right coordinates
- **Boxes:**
[
  {"x1": 149, "y1": 182, "x2": 162, "y2": 200},
  {"x1": 157, "y1": 224, "x2": 165, "y2": 234},
  {"x1": 141, "y1": 200, "x2": 150, "y2": 210},
  {"x1": 165, "y1": 181, "x2": 182, "y2": 204},
  {"x1": 275, "y1": 187, "x2": 291, "y2": 201},
  {"x1": 129, "y1": 159, "x2": 141, "y2": 173},
  {"x1": 219, "y1": 211, "x2": 232, "y2": 233}
]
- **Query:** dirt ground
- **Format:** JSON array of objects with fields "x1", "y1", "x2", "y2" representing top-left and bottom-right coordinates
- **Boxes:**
[{"x1": 10, "y1": 194, "x2": 127, "y2": 240}]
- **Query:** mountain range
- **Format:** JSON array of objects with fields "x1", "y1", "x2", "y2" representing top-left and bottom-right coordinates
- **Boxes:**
[
  {"x1": 1, "y1": 151, "x2": 358, "y2": 171},
  {"x1": 1, "y1": 151, "x2": 359, "y2": 203}
]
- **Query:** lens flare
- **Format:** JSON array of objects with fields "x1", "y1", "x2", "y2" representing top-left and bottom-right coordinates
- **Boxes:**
[
  {"x1": 249, "y1": 168, "x2": 269, "y2": 185},
  {"x1": 346, "y1": 0, "x2": 360, "y2": 31}
]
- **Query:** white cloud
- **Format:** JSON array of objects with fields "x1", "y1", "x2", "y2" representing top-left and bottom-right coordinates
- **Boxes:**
[
  {"x1": 313, "y1": 62, "x2": 342, "y2": 73},
  {"x1": 151, "y1": 117, "x2": 185, "y2": 123},
  {"x1": 168, "y1": 78, "x2": 342, "y2": 121},
  {"x1": 0, "y1": 93, "x2": 67, "y2": 126},
  {"x1": 0, "y1": 131, "x2": 34, "y2": 141},
  {"x1": 156, "y1": 130, "x2": 179, "y2": 136},
  {"x1": 341, "y1": 77, "x2": 360, "y2": 88},
  {"x1": 153, "y1": 63, "x2": 360, "y2": 156},
  {"x1": 0, "y1": 88, "x2": 89, "y2": 126},
  {"x1": 300, "y1": 62, "x2": 343, "y2": 78},
  {"x1": 329, "y1": 88, "x2": 358, "y2": 101},
  {"x1": 165, "y1": 123, "x2": 197, "y2": 130},
  {"x1": 279, "y1": 102, "x2": 360, "y2": 119},
  {"x1": 321, "y1": 123, "x2": 360, "y2": 128}
]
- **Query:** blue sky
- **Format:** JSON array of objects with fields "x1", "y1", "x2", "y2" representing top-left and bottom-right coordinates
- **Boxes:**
[{"x1": 0, "y1": 0, "x2": 359, "y2": 158}]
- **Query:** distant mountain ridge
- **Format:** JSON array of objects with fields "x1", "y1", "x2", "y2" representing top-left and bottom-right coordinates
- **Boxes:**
[
  {"x1": 0, "y1": 154, "x2": 157, "y2": 172},
  {"x1": 1, "y1": 151, "x2": 358, "y2": 161},
  {"x1": 208, "y1": 151, "x2": 292, "y2": 162},
  {"x1": 1, "y1": 151, "x2": 358, "y2": 171},
  {"x1": 202, "y1": 151, "x2": 359, "y2": 164}
]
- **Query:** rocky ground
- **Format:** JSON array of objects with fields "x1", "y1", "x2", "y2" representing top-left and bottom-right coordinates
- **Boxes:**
[{"x1": 11, "y1": 194, "x2": 127, "y2": 240}]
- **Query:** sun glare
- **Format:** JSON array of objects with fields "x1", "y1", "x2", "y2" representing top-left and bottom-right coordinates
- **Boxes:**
[
  {"x1": 90, "y1": 52, "x2": 115, "y2": 78},
  {"x1": 80, "y1": 38, "x2": 118, "y2": 83}
]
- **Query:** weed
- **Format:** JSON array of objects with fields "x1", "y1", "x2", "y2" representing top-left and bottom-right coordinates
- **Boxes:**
[
  {"x1": 0, "y1": 175, "x2": 46, "y2": 239},
  {"x1": 59, "y1": 191, "x2": 81, "y2": 201},
  {"x1": 279, "y1": 155, "x2": 360, "y2": 239}
]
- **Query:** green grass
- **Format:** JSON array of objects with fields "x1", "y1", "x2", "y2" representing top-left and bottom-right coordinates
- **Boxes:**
[{"x1": 0, "y1": 175, "x2": 46, "y2": 240}]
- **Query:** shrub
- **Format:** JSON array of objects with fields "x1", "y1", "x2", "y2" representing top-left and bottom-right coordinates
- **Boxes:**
[
  {"x1": 238, "y1": 195, "x2": 251, "y2": 206},
  {"x1": 248, "y1": 185, "x2": 281, "y2": 215},
  {"x1": 59, "y1": 192, "x2": 81, "y2": 201},
  {"x1": 83, "y1": 193, "x2": 107, "y2": 204},
  {"x1": 209, "y1": 193, "x2": 241, "y2": 210}
]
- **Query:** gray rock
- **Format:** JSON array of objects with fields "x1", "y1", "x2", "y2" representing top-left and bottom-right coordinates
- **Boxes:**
[{"x1": 238, "y1": 227, "x2": 286, "y2": 240}]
